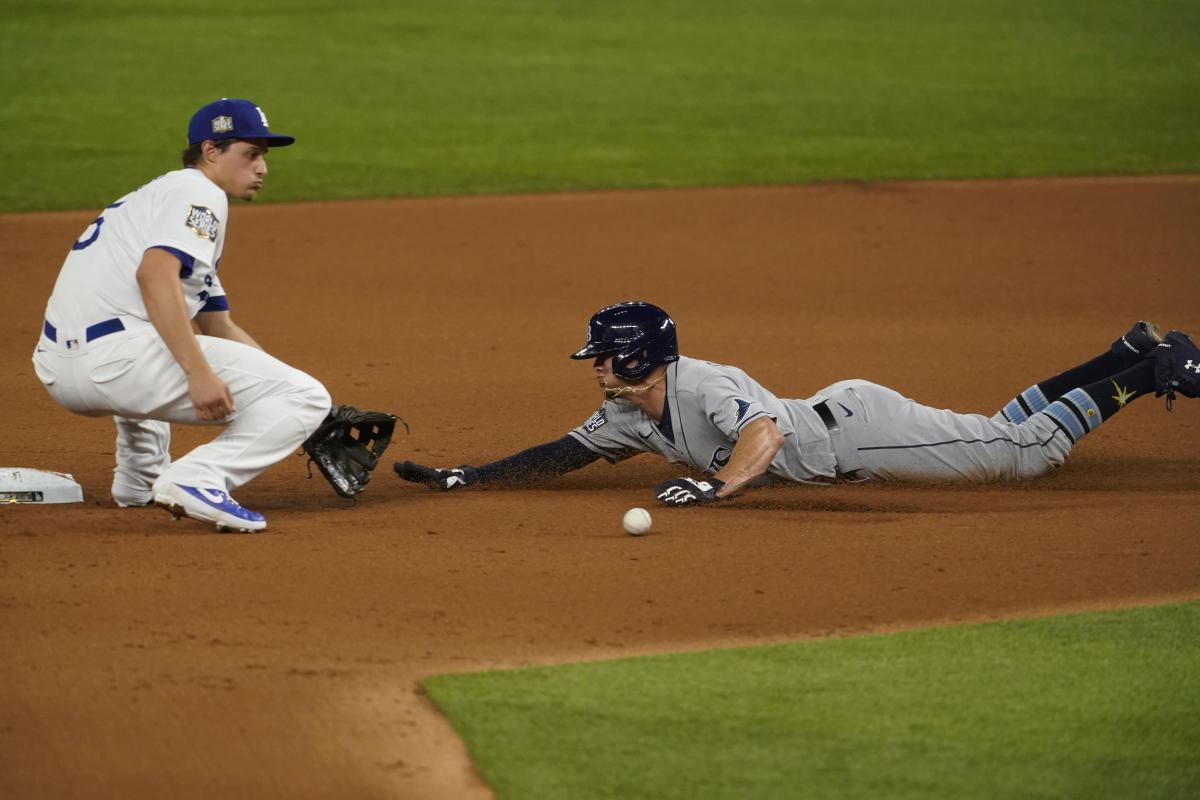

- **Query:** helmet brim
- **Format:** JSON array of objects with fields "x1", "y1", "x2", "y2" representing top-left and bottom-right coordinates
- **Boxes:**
[{"x1": 569, "y1": 344, "x2": 618, "y2": 360}]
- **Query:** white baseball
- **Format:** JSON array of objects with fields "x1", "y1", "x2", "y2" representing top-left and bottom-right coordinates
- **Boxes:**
[{"x1": 623, "y1": 507, "x2": 652, "y2": 536}]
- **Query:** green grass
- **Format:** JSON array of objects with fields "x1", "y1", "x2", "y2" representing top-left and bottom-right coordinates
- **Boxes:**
[
  {"x1": 2, "y1": 0, "x2": 1198, "y2": 211},
  {"x1": 424, "y1": 602, "x2": 1200, "y2": 799}
]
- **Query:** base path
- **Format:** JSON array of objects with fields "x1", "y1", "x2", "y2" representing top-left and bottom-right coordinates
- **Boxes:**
[{"x1": 1, "y1": 177, "x2": 1198, "y2": 799}]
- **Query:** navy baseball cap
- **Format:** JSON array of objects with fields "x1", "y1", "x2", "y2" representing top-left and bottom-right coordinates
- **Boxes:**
[{"x1": 187, "y1": 98, "x2": 295, "y2": 147}]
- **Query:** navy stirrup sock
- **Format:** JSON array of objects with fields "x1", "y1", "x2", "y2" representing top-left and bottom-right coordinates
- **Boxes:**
[
  {"x1": 1000, "y1": 341, "x2": 1147, "y2": 424},
  {"x1": 1038, "y1": 361, "x2": 1156, "y2": 443}
]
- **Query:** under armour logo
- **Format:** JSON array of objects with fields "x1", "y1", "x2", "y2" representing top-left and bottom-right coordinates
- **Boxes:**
[{"x1": 1186, "y1": 359, "x2": 1200, "y2": 375}]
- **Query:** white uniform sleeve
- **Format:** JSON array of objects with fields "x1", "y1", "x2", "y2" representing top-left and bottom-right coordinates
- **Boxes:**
[
  {"x1": 146, "y1": 174, "x2": 226, "y2": 267},
  {"x1": 145, "y1": 172, "x2": 229, "y2": 317}
]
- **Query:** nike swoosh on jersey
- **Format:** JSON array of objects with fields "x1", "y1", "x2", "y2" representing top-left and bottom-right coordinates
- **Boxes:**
[{"x1": 838, "y1": 403, "x2": 854, "y2": 418}]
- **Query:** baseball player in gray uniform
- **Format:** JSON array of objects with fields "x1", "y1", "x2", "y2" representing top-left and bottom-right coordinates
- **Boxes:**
[
  {"x1": 395, "y1": 301, "x2": 1199, "y2": 504},
  {"x1": 33, "y1": 99, "x2": 331, "y2": 532}
]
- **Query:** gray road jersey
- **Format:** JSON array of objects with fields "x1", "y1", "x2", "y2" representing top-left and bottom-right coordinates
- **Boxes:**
[{"x1": 568, "y1": 356, "x2": 838, "y2": 483}]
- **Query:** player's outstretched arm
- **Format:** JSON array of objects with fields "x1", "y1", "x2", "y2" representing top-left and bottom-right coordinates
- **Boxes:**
[{"x1": 394, "y1": 435, "x2": 602, "y2": 491}]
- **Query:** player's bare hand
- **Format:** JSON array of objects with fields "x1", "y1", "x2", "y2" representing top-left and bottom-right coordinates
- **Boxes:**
[{"x1": 189, "y1": 372, "x2": 236, "y2": 421}]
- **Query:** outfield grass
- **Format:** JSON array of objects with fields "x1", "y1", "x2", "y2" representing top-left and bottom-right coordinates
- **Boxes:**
[
  {"x1": 424, "y1": 603, "x2": 1200, "y2": 800},
  {"x1": 2, "y1": 0, "x2": 1198, "y2": 212}
]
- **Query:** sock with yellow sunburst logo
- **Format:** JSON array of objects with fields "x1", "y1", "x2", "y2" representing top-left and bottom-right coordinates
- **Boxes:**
[
  {"x1": 1040, "y1": 361, "x2": 1155, "y2": 443},
  {"x1": 1000, "y1": 348, "x2": 1155, "y2": 424}
]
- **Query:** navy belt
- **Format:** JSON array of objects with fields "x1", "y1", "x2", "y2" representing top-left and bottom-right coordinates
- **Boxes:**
[
  {"x1": 43, "y1": 318, "x2": 125, "y2": 343},
  {"x1": 814, "y1": 400, "x2": 839, "y2": 431},
  {"x1": 814, "y1": 400, "x2": 870, "y2": 482}
]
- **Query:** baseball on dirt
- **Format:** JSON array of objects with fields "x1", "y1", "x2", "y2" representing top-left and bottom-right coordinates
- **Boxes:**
[{"x1": 622, "y1": 507, "x2": 653, "y2": 536}]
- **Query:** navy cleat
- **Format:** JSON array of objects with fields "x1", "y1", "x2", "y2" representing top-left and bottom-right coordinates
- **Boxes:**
[
  {"x1": 1152, "y1": 330, "x2": 1200, "y2": 407},
  {"x1": 1111, "y1": 320, "x2": 1163, "y2": 361},
  {"x1": 154, "y1": 483, "x2": 267, "y2": 533}
]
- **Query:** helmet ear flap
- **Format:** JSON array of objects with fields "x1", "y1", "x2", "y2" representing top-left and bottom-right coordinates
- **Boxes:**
[{"x1": 612, "y1": 348, "x2": 650, "y2": 381}]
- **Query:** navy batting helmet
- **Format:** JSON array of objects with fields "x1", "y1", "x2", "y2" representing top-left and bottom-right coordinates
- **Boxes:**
[{"x1": 570, "y1": 301, "x2": 679, "y2": 381}]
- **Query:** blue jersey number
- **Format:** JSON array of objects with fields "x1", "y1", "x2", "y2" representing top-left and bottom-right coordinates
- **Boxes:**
[{"x1": 71, "y1": 202, "x2": 124, "y2": 251}]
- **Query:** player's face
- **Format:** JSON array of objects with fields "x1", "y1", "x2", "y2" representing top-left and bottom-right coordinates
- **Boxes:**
[
  {"x1": 204, "y1": 138, "x2": 270, "y2": 201},
  {"x1": 592, "y1": 354, "x2": 667, "y2": 405},
  {"x1": 593, "y1": 355, "x2": 641, "y2": 391},
  {"x1": 593, "y1": 355, "x2": 624, "y2": 389}
]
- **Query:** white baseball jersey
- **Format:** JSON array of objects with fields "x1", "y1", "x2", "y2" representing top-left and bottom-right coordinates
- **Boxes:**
[{"x1": 43, "y1": 168, "x2": 230, "y2": 333}]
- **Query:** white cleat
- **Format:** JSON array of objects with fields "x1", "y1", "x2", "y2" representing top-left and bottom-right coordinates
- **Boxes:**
[{"x1": 153, "y1": 483, "x2": 267, "y2": 533}]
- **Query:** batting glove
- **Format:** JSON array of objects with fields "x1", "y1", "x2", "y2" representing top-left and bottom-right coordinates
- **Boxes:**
[
  {"x1": 654, "y1": 477, "x2": 724, "y2": 505},
  {"x1": 393, "y1": 460, "x2": 480, "y2": 491}
]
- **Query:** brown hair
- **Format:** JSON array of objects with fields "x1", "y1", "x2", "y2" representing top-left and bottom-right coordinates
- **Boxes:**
[{"x1": 180, "y1": 138, "x2": 237, "y2": 168}]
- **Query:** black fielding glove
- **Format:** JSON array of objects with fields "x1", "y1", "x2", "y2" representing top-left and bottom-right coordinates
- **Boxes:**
[
  {"x1": 654, "y1": 477, "x2": 724, "y2": 505},
  {"x1": 301, "y1": 404, "x2": 399, "y2": 497},
  {"x1": 393, "y1": 460, "x2": 479, "y2": 491}
]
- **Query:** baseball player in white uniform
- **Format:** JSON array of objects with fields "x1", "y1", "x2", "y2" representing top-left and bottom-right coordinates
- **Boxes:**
[
  {"x1": 33, "y1": 98, "x2": 331, "y2": 532},
  {"x1": 394, "y1": 301, "x2": 1199, "y2": 504}
]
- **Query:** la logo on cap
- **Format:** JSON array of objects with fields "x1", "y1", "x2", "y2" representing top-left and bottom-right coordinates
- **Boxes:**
[{"x1": 212, "y1": 115, "x2": 234, "y2": 134}]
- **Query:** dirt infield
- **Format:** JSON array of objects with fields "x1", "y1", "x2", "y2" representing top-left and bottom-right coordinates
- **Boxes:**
[{"x1": 2, "y1": 177, "x2": 1198, "y2": 799}]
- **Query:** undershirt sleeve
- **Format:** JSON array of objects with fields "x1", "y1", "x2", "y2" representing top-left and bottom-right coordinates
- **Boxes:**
[{"x1": 475, "y1": 435, "x2": 602, "y2": 483}]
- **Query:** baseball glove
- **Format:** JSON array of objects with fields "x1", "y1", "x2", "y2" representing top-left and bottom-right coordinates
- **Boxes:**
[{"x1": 302, "y1": 404, "x2": 402, "y2": 497}]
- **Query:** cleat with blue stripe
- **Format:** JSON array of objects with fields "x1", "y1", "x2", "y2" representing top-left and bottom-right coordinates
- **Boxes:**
[{"x1": 154, "y1": 483, "x2": 267, "y2": 533}]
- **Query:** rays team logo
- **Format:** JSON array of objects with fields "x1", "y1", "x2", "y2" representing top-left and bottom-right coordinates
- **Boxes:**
[
  {"x1": 211, "y1": 115, "x2": 234, "y2": 134},
  {"x1": 733, "y1": 398, "x2": 752, "y2": 423},
  {"x1": 1110, "y1": 379, "x2": 1136, "y2": 409},
  {"x1": 186, "y1": 205, "x2": 220, "y2": 240},
  {"x1": 708, "y1": 446, "x2": 731, "y2": 471},
  {"x1": 583, "y1": 409, "x2": 607, "y2": 433}
]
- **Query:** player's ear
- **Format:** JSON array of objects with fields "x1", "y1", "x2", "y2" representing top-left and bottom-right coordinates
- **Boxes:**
[{"x1": 199, "y1": 140, "x2": 223, "y2": 164}]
